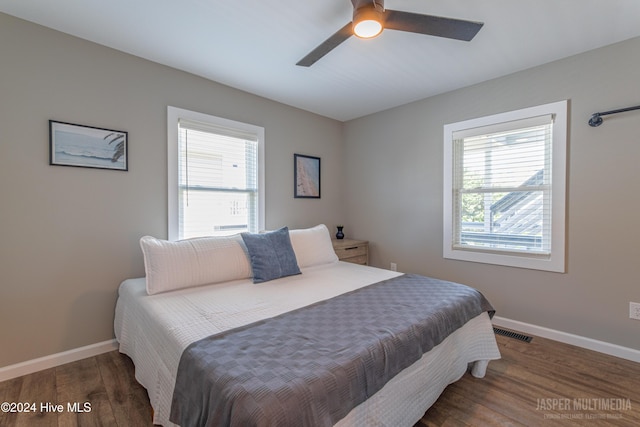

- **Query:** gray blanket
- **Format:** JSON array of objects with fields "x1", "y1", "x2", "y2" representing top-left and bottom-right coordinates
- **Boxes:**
[{"x1": 170, "y1": 274, "x2": 494, "y2": 427}]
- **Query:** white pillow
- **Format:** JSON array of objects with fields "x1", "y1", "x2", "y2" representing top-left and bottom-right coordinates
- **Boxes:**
[
  {"x1": 289, "y1": 224, "x2": 339, "y2": 268},
  {"x1": 140, "y1": 235, "x2": 252, "y2": 295}
]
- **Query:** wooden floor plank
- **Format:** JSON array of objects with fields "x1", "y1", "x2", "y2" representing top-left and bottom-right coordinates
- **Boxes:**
[
  {"x1": 441, "y1": 374, "x2": 546, "y2": 425},
  {"x1": 0, "y1": 376, "x2": 24, "y2": 427},
  {"x1": 8, "y1": 368, "x2": 58, "y2": 427},
  {"x1": 55, "y1": 357, "x2": 117, "y2": 427},
  {"x1": 95, "y1": 351, "x2": 153, "y2": 427},
  {"x1": 1, "y1": 331, "x2": 638, "y2": 427},
  {"x1": 427, "y1": 386, "x2": 527, "y2": 427}
]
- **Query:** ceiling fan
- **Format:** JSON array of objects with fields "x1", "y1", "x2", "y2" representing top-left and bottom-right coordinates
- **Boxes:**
[{"x1": 296, "y1": 0, "x2": 484, "y2": 67}]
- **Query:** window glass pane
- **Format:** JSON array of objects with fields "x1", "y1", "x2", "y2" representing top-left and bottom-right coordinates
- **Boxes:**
[
  {"x1": 458, "y1": 190, "x2": 547, "y2": 252},
  {"x1": 459, "y1": 125, "x2": 549, "y2": 190},
  {"x1": 179, "y1": 128, "x2": 257, "y2": 191},
  {"x1": 177, "y1": 122, "x2": 259, "y2": 239},
  {"x1": 179, "y1": 189, "x2": 255, "y2": 238},
  {"x1": 454, "y1": 124, "x2": 552, "y2": 254}
]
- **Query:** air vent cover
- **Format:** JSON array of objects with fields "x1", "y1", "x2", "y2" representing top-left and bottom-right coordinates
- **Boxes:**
[{"x1": 493, "y1": 327, "x2": 532, "y2": 343}]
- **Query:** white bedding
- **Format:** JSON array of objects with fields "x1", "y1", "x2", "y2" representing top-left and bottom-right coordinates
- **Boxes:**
[{"x1": 114, "y1": 261, "x2": 500, "y2": 426}]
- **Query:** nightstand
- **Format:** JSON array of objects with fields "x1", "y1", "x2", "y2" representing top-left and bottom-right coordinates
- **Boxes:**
[{"x1": 332, "y1": 239, "x2": 369, "y2": 265}]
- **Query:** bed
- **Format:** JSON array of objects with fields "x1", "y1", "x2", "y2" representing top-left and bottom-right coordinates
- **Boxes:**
[{"x1": 114, "y1": 224, "x2": 500, "y2": 426}]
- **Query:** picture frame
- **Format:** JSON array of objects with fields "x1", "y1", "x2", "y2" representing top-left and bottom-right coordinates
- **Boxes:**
[
  {"x1": 49, "y1": 120, "x2": 128, "y2": 171},
  {"x1": 294, "y1": 154, "x2": 321, "y2": 198}
]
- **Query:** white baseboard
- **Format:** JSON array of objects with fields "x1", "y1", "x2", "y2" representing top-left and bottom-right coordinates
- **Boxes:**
[
  {"x1": 492, "y1": 316, "x2": 640, "y2": 363},
  {"x1": 0, "y1": 339, "x2": 118, "y2": 383}
]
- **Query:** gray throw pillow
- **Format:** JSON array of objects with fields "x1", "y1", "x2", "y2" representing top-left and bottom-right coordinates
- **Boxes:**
[{"x1": 241, "y1": 227, "x2": 301, "y2": 283}]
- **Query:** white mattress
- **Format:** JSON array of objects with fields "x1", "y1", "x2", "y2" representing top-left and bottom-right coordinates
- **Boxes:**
[{"x1": 114, "y1": 261, "x2": 500, "y2": 426}]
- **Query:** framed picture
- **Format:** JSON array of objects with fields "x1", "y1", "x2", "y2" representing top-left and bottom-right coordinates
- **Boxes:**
[
  {"x1": 49, "y1": 120, "x2": 128, "y2": 171},
  {"x1": 294, "y1": 154, "x2": 320, "y2": 198}
]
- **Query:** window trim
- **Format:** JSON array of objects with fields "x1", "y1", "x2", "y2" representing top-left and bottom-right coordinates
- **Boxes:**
[
  {"x1": 443, "y1": 100, "x2": 567, "y2": 272},
  {"x1": 167, "y1": 106, "x2": 265, "y2": 241}
]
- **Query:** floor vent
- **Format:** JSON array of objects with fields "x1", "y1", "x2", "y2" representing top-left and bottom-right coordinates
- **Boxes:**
[{"x1": 493, "y1": 327, "x2": 533, "y2": 343}]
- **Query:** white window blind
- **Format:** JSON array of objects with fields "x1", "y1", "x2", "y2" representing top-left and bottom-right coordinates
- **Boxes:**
[
  {"x1": 168, "y1": 107, "x2": 264, "y2": 240},
  {"x1": 443, "y1": 100, "x2": 567, "y2": 272},
  {"x1": 178, "y1": 119, "x2": 258, "y2": 239},
  {"x1": 452, "y1": 114, "x2": 553, "y2": 255}
]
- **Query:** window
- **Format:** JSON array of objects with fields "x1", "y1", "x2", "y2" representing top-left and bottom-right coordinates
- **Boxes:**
[
  {"x1": 443, "y1": 100, "x2": 567, "y2": 272},
  {"x1": 168, "y1": 107, "x2": 265, "y2": 240}
]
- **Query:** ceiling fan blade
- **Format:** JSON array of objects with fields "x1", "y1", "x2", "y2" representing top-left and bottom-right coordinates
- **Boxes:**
[
  {"x1": 296, "y1": 22, "x2": 353, "y2": 67},
  {"x1": 383, "y1": 10, "x2": 483, "y2": 41}
]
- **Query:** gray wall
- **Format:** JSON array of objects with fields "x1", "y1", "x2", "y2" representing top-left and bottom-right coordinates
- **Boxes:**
[
  {"x1": 343, "y1": 36, "x2": 640, "y2": 351},
  {"x1": 0, "y1": 13, "x2": 345, "y2": 367}
]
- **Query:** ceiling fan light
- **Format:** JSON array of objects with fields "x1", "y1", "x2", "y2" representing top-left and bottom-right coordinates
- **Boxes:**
[
  {"x1": 354, "y1": 19, "x2": 383, "y2": 38},
  {"x1": 353, "y1": 4, "x2": 384, "y2": 39}
]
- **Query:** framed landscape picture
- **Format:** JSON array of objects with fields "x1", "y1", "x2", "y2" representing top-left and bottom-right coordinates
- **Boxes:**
[
  {"x1": 49, "y1": 120, "x2": 128, "y2": 171},
  {"x1": 294, "y1": 154, "x2": 320, "y2": 198}
]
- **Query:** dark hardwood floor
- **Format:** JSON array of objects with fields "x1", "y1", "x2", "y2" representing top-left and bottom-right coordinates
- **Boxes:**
[{"x1": 1, "y1": 331, "x2": 638, "y2": 426}]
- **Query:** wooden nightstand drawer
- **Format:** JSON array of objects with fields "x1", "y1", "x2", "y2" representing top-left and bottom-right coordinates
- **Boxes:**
[
  {"x1": 332, "y1": 239, "x2": 369, "y2": 265},
  {"x1": 334, "y1": 244, "x2": 367, "y2": 259}
]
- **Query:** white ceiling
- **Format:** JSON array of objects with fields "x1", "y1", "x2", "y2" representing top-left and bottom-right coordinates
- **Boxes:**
[{"x1": 2, "y1": 1, "x2": 640, "y2": 121}]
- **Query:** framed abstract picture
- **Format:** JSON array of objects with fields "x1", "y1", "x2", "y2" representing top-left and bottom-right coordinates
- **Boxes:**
[
  {"x1": 49, "y1": 120, "x2": 128, "y2": 171},
  {"x1": 294, "y1": 154, "x2": 320, "y2": 198}
]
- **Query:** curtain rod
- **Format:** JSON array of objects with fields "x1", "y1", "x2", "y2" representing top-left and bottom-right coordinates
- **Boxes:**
[{"x1": 588, "y1": 104, "x2": 640, "y2": 127}]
